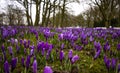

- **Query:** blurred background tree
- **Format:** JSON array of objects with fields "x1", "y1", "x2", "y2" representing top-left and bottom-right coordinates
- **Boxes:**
[{"x1": 0, "y1": 0, "x2": 120, "y2": 27}]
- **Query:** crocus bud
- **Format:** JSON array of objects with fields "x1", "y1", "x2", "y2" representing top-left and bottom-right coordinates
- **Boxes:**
[
  {"x1": 68, "y1": 49, "x2": 73, "y2": 60},
  {"x1": 21, "y1": 57, "x2": 25, "y2": 67},
  {"x1": 59, "y1": 50, "x2": 64, "y2": 62},
  {"x1": 43, "y1": 66, "x2": 53, "y2": 73},
  {"x1": 4, "y1": 61, "x2": 10, "y2": 73},
  {"x1": 61, "y1": 43, "x2": 64, "y2": 49},
  {"x1": 26, "y1": 55, "x2": 31, "y2": 69},
  {"x1": 103, "y1": 42, "x2": 110, "y2": 52},
  {"x1": 32, "y1": 60, "x2": 37, "y2": 73},
  {"x1": 111, "y1": 58, "x2": 117, "y2": 69}
]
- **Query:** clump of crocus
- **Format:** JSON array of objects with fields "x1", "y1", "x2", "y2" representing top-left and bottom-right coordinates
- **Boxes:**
[
  {"x1": 43, "y1": 66, "x2": 53, "y2": 73},
  {"x1": 32, "y1": 59, "x2": 37, "y2": 73},
  {"x1": 59, "y1": 50, "x2": 64, "y2": 62},
  {"x1": 11, "y1": 57, "x2": 17, "y2": 72},
  {"x1": 71, "y1": 55, "x2": 79, "y2": 64},
  {"x1": 4, "y1": 61, "x2": 10, "y2": 73},
  {"x1": 103, "y1": 56, "x2": 117, "y2": 71},
  {"x1": 68, "y1": 49, "x2": 73, "y2": 60}
]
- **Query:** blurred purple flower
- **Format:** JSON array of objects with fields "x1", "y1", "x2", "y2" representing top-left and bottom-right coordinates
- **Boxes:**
[
  {"x1": 59, "y1": 50, "x2": 64, "y2": 62},
  {"x1": 89, "y1": 36, "x2": 94, "y2": 42},
  {"x1": 61, "y1": 43, "x2": 64, "y2": 49},
  {"x1": 94, "y1": 41, "x2": 101, "y2": 51},
  {"x1": 21, "y1": 57, "x2": 25, "y2": 67},
  {"x1": 111, "y1": 58, "x2": 117, "y2": 69},
  {"x1": 68, "y1": 49, "x2": 73, "y2": 60},
  {"x1": 75, "y1": 45, "x2": 82, "y2": 51},
  {"x1": 32, "y1": 60, "x2": 37, "y2": 73},
  {"x1": 117, "y1": 43, "x2": 120, "y2": 51},
  {"x1": 11, "y1": 57, "x2": 17, "y2": 71},
  {"x1": 71, "y1": 55, "x2": 79, "y2": 64},
  {"x1": 16, "y1": 45, "x2": 20, "y2": 53},
  {"x1": 8, "y1": 46, "x2": 13, "y2": 55},
  {"x1": 4, "y1": 61, "x2": 10, "y2": 73},
  {"x1": 94, "y1": 50, "x2": 101, "y2": 60},
  {"x1": 43, "y1": 66, "x2": 53, "y2": 73},
  {"x1": 20, "y1": 39, "x2": 23, "y2": 45},
  {"x1": 58, "y1": 33, "x2": 64, "y2": 40},
  {"x1": 118, "y1": 64, "x2": 120, "y2": 72},
  {"x1": 26, "y1": 55, "x2": 31, "y2": 69},
  {"x1": 1, "y1": 44, "x2": 6, "y2": 61},
  {"x1": 104, "y1": 56, "x2": 111, "y2": 70},
  {"x1": 104, "y1": 41, "x2": 110, "y2": 52}
]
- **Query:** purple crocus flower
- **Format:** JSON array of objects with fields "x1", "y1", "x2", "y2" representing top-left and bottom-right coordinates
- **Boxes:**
[
  {"x1": 8, "y1": 46, "x2": 13, "y2": 55},
  {"x1": 32, "y1": 60, "x2": 37, "y2": 73},
  {"x1": 4, "y1": 61, "x2": 10, "y2": 73},
  {"x1": 16, "y1": 45, "x2": 20, "y2": 53},
  {"x1": 30, "y1": 49, "x2": 34, "y2": 56},
  {"x1": 104, "y1": 56, "x2": 111, "y2": 70},
  {"x1": 58, "y1": 33, "x2": 64, "y2": 40},
  {"x1": 1, "y1": 44, "x2": 6, "y2": 61},
  {"x1": 111, "y1": 58, "x2": 117, "y2": 69},
  {"x1": 41, "y1": 48, "x2": 45, "y2": 56},
  {"x1": 61, "y1": 43, "x2": 64, "y2": 49},
  {"x1": 104, "y1": 42, "x2": 110, "y2": 52},
  {"x1": 71, "y1": 55, "x2": 79, "y2": 64},
  {"x1": 59, "y1": 50, "x2": 64, "y2": 62},
  {"x1": 11, "y1": 57, "x2": 17, "y2": 71},
  {"x1": 94, "y1": 41, "x2": 101, "y2": 51},
  {"x1": 20, "y1": 39, "x2": 23, "y2": 45},
  {"x1": 89, "y1": 36, "x2": 94, "y2": 42},
  {"x1": 68, "y1": 49, "x2": 73, "y2": 60},
  {"x1": 75, "y1": 45, "x2": 82, "y2": 51},
  {"x1": 94, "y1": 50, "x2": 101, "y2": 60},
  {"x1": 117, "y1": 43, "x2": 120, "y2": 51},
  {"x1": 21, "y1": 57, "x2": 25, "y2": 67},
  {"x1": 1, "y1": 44, "x2": 5, "y2": 52},
  {"x1": 43, "y1": 66, "x2": 53, "y2": 73},
  {"x1": 26, "y1": 55, "x2": 31, "y2": 69}
]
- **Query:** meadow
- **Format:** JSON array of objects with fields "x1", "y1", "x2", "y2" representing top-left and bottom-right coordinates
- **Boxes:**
[{"x1": 0, "y1": 26, "x2": 120, "y2": 73}]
